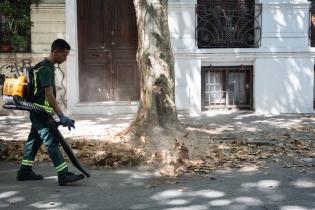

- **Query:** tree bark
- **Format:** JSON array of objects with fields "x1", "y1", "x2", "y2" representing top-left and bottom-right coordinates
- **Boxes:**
[{"x1": 133, "y1": 0, "x2": 182, "y2": 131}]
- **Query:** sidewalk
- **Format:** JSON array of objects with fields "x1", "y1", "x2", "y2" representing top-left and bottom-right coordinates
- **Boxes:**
[
  {"x1": 1, "y1": 111, "x2": 315, "y2": 142},
  {"x1": 0, "y1": 160, "x2": 314, "y2": 210},
  {"x1": 0, "y1": 113, "x2": 135, "y2": 141}
]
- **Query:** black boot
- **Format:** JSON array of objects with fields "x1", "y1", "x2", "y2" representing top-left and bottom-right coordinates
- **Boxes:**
[
  {"x1": 16, "y1": 168, "x2": 43, "y2": 181},
  {"x1": 58, "y1": 172, "x2": 84, "y2": 186}
]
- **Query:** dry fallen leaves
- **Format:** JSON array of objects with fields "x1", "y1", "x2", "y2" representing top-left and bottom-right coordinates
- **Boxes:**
[{"x1": 0, "y1": 121, "x2": 314, "y2": 176}]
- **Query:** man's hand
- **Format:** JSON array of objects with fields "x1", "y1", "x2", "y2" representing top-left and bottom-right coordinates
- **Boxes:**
[{"x1": 57, "y1": 112, "x2": 75, "y2": 130}]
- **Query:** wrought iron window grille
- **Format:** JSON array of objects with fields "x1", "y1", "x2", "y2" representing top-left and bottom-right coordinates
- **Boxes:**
[{"x1": 196, "y1": 1, "x2": 262, "y2": 48}]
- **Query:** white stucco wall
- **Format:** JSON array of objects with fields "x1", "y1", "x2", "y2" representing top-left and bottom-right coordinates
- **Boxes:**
[
  {"x1": 252, "y1": 0, "x2": 314, "y2": 114},
  {"x1": 169, "y1": 0, "x2": 203, "y2": 113},
  {"x1": 260, "y1": 0, "x2": 310, "y2": 48},
  {"x1": 255, "y1": 57, "x2": 314, "y2": 114},
  {"x1": 168, "y1": 0, "x2": 196, "y2": 50},
  {"x1": 170, "y1": 0, "x2": 315, "y2": 114},
  {"x1": 175, "y1": 58, "x2": 201, "y2": 113}
]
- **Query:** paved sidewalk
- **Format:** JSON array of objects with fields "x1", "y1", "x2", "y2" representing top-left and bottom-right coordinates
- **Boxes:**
[
  {"x1": 0, "y1": 113, "x2": 135, "y2": 141},
  {"x1": 1, "y1": 111, "x2": 315, "y2": 142},
  {"x1": 0, "y1": 160, "x2": 315, "y2": 210}
]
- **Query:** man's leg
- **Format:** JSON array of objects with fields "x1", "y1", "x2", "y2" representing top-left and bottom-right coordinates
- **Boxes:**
[
  {"x1": 37, "y1": 127, "x2": 68, "y2": 173},
  {"x1": 17, "y1": 127, "x2": 44, "y2": 180},
  {"x1": 38, "y1": 127, "x2": 84, "y2": 186}
]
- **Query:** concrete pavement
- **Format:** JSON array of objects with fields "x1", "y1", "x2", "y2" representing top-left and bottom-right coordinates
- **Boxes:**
[
  {"x1": 1, "y1": 111, "x2": 315, "y2": 142},
  {"x1": 0, "y1": 113, "x2": 135, "y2": 141},
  {"x1": 0, "y1": 160, "x2": 315, "y2": 210}
]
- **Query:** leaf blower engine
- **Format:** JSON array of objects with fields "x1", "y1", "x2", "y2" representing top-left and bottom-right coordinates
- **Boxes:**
[
  {"x1": 2, "y1": 70, "x2": 43, "y2": 113},
  {"x1": 3, "y1": 73, "x2": 29, "y2": 104}
]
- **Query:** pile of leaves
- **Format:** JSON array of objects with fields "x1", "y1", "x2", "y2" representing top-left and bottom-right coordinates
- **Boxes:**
[
  {"x1": 0, "y1": 122, "x2": 314, "y2": 176},
  {"x1": 185, "y1": 137, "x2": 315, "y2": 173},
  {"x1": 0, "y1": 139, "x2": 143, "y2": 168}
]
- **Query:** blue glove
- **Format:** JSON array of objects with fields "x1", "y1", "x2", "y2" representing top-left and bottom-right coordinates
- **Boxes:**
[{"x1": 57, "y1": 112, "x2": 75, "y2": 131}]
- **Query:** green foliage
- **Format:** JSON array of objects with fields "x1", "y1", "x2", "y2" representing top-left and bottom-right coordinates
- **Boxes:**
[{"x1": 0, "y1": 0, "x2": 41, "y2": 53}]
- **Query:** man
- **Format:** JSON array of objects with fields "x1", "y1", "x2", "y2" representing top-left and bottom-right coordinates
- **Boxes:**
[{"x1": 16, "y1": 39, "x2": 84, "y2": 186}]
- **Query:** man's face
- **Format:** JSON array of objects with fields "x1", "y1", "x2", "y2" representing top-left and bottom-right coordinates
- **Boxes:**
[{"x1": 53, "y1": 49, "x2": 70, "y2": 64}]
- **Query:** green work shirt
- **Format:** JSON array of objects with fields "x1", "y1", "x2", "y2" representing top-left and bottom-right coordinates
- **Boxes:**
[{"x1": 32, "y1": 59, "x2": 56, "y2": 107}]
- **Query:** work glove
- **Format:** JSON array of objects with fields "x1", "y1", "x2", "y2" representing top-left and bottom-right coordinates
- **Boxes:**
[{"x1": 57, "y1": 112, "x2": 75, "y2": 131}]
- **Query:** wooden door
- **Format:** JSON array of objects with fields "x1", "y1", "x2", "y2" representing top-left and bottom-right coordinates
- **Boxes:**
[{"x1": 77, "y1": 0, "x2": 139, "y2": 102}]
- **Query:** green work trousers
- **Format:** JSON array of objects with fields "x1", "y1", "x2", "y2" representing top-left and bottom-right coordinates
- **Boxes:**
[{"x1": 20, "y1": 113, "x2": 68, "y2": 174}]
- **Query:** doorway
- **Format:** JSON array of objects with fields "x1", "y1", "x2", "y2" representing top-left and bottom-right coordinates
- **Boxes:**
[{"x1": 77, "y1": 0, "x2": 139, "y2": 102}]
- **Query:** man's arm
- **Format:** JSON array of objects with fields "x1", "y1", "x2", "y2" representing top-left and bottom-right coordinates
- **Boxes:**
[
  {"x1": 44, "y1": 86, "x2": 62, "y2": 114},
  {"x1": 45, "y1": 86, "x2": 74, "y2": 130}
]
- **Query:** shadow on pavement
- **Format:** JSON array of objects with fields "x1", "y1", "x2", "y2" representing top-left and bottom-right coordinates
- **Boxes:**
[{"x1": 0, "y1": 161, "x2": 314, "y2": 210}]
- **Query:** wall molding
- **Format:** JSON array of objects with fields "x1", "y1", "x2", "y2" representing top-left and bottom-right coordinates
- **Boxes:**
[
  {"x1": 168, "y1": 2, "x2": 196, "y2": 11},
  {"x1": 31, "y1": 3, "x2": 65, "y2": 11},
  {"x1": 263, "y1": 3, "x2": 310, "y2": 10},
  {"x1": 173, "y1": 49, "x2": 315, "y2": 59}
]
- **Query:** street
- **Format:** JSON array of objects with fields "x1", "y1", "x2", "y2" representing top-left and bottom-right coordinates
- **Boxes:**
[{"x1": 0, "y1": 160, "x2": 314, "y2": 210}]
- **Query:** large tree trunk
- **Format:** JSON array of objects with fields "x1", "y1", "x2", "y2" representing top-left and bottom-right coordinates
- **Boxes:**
[
  {"x1": 133, "y1": 0, "x2": 182, "y2": 131},
  {"x1": 130, "y1": 0, "x2": 189, "y2": 175}
]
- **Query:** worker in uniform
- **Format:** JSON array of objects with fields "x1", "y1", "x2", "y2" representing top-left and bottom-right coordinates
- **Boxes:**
[{"x1": 16, "y1": 39, "x2": 84, "y2": 186}]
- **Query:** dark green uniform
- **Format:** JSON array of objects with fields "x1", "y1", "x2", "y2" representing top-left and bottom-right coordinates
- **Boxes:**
[{"x1": 21, "y1": 59, "x2": 68, "y2": 174}]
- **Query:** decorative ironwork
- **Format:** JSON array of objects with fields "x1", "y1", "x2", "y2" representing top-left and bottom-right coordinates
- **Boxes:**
[{"x1": 196, "y1": 1, "x2": 262, "y2": 48}]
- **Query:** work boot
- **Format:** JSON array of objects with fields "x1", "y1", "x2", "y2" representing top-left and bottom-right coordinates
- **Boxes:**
[
  {"x1": 58, "y1": 172, "x2": 84, "y2": 186},
  {"x1": 16, "y1": 168, "x2": 43, "y2": 181}
]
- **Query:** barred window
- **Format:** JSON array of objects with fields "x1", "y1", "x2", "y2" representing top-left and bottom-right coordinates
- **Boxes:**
[
  {"x1": 196, "y1": 0, "x2": 262, "y2": 48},
  {"x1": 202, "y1": 65, "x2": 253, "y2": 110}
]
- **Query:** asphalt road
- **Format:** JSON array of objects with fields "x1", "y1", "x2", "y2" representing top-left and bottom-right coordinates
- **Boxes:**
[{"x1": 0, "y1": 160, "x2": 314, "y2": 210}]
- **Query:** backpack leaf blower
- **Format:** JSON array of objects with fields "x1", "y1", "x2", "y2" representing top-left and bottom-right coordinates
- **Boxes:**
[{"x1": 2, "y1": 70, "x2": 90, "y2": 177}]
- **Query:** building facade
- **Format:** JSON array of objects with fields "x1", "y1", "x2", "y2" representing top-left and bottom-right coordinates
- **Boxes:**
[
  {"x1": 1, "y1": 0, "x2": 315, "y2": 115},
  {"x1": 166, "y1": 0, "x2": 314, "y2": 114}
]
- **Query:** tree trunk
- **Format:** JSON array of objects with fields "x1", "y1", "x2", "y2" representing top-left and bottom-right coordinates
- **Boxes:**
[
  {"x1": 129, "y1": 1, "x2": 189, "y2": 175},
  {"x1": 133, "y1": 0, "x2": 182, "y2": 131}
]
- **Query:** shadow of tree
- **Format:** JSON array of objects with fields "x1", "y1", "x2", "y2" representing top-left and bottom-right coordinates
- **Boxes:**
[
  {"x1": 0, "y1": 161, "x2": 314, "y2": 210},
  {"x1": 181, "y1": 111, "x2": 315, "y2": 141}
]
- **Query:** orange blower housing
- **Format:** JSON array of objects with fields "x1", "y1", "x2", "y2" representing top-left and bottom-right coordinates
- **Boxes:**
[{"x1": 3, "y1": 75, "x2": 27, "y2": 98}]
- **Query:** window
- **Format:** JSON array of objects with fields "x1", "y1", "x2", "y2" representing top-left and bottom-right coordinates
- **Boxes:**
[
  {"x1": 196, "y1": 0, "x2": 262, "y2": 48},
  {"x1": 202, "y1": 65, "x2": 253, "y2": 110}
]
